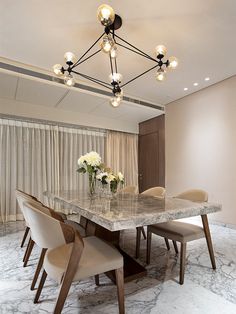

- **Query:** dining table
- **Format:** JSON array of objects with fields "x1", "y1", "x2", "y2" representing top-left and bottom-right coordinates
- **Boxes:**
[{"x1": 44, "y1": 190, "x2": 221, "y2": 283}]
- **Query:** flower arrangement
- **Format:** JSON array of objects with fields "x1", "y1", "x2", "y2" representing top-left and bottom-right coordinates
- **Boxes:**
[
  {"x1": 77, "y1": 151, "x2": 102, "y2": 195},
  {"x1": 77, "y1": 151, "x2": 124, "y2": 196}
]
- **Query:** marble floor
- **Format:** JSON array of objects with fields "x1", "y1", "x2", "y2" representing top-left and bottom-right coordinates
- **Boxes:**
[{"x1": 0, "y1": 220, "x2": 236, "y2": 314}]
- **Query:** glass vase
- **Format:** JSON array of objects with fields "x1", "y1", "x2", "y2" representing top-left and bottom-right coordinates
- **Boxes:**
[
  {"x1": 110, "y1": 180, "x2": 118, "y2": 195},
  {"x1": 88, "y1": 172, "x2": 96, "y2": 196}
]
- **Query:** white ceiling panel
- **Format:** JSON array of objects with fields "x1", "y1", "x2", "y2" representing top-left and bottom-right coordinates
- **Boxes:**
[
  {"x1": 16, "y1": 77, "x2": 67, "y2": 107},
  {"x1": 57, "y1": 90, "x2": 105, "y2": 113},
  {"x1": 0, "y1": 71, "x2": 18, "y2": 99}
]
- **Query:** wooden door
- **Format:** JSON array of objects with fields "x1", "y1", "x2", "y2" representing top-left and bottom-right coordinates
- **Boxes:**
[{"x1": 138, "y1": 114, "x2": 165, "y2": 192}]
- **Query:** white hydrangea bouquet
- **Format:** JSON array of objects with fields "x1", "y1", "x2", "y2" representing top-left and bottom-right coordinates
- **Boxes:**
[
  {"x1": 97, "y1": 169, "x2": 124, "y2": 194},
  {"x1": 77, "y1": 151, "x2": 102, "y2": 195}
]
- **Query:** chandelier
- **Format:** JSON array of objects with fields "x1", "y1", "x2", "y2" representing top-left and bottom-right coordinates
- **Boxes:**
[{"x1": 53, "y1": 4, "x2": 178, "y2": 107}]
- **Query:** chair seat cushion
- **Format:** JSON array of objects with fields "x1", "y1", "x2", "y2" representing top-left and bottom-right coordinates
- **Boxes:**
[
  {"x1": 148, "y1": 221, "x2": 205, "y2": 243},
  {"x1": 44, "y1": 236, "x2": 123, "y2": 283},
  {"x1": 65, "y1": 220, "x2": 86, "y2": 237}
]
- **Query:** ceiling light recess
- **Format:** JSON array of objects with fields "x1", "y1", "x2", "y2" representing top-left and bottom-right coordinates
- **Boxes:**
[
  {"x1": 53, "y1": 4, "x2": 178, "y2": 107},
  {"x1": 193, "y1": 82, "x2": 198, "y2": 86}
]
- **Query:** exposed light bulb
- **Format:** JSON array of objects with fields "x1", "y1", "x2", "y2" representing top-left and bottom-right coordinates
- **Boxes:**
[
  {"x1": 156, "y1": 68, "x2": 166, "y2": 81},
  {"x1": 168, "y1": 56, "x2": 178, "y2": 69},
  {"x1": 109, "y1": 72, "x2": 123, "y2": 83},
  {"x1": 53, "y1": 64, "x2": 63, "y2": 76},
  {"x1": 101, "y1": 35, "x2": 114, "y2": 53},
  {"x1": 64, "y1": 52, "x2": 76, "y2": 64},
  {"x1": 155, "y1": 45, "x2": 167, "y2": 57},
  {"x1": 97, "y1": 4, "x2": 115, "y2": 26},
  {"x1": 110, "y1": 46, "x2": 118, "y2": 58},
  {"x1": 64, "y1": 74, "x2": 75, "y2": 87},
  {"x1": 110, "y1": 96, "x2": 121, "y2": 107}
]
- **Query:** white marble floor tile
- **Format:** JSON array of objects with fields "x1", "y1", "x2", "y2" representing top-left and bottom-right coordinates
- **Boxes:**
[{"x1": 0, "y1": 221, "x2": 236, "y2": 313}]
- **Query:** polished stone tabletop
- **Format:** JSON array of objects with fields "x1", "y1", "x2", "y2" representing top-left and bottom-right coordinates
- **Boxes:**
[{"x1": 44, "y1": 190, "x2": 221, "y2": 231}]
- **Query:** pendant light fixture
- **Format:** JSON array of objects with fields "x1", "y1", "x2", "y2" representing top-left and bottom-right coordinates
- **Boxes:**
[{"x1": 53, "y1": 4, "x2": 178, "y2": 107}]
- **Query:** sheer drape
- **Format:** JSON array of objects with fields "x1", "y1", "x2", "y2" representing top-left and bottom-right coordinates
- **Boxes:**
[
  {"x1": 0, "y1": 119, "x2": 60, "y2": 222},
  {"x1": 0, "y1": 119, "x2": 106, "y2": 221},
  {"x1": 106, "y1": 130, "x2": 138, "y2": 187}
]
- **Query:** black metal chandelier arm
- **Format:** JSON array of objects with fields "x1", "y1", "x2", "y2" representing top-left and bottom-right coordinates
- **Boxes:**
[
  {"x1": 109, "y1": 53, "x2": 114, "y2": 75},
  {"x1": 114, "y1": 57, "x2": 118, "y2": 73},
  {"x1": 75, "y1": 49, "x2": 101, "y2": 66},
  {"x1": 114, "y1": 33, "x2": 157, "y2": 63},
  {"x1": 72, "y1": 32, "x2": 105, "y2": 68},
  {"x1": 115, "y1": 42, "x2": 158, "y2": 63},
  {"x1": 71, "y1": 70, "x2": 112, "y2": 90},
  {"x1": 120, "y1": 64, "x2": 159, "y2": 88}
]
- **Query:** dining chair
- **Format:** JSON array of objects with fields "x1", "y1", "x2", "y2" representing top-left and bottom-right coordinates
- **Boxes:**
[
  {"x1": 118, "y1": 185, "x2": 138, "y2": 194},
  {"x1": 16, "y1": 189, "x2": 87, "y2": 290},
  {"x1": 146, "y1": 189, "x2": 216, "y2": 285},
  {"x1": 23, "y1": 201, "x2": 125, "y2": 314},
  {"x1": 135, "y1": 186, "x2": 166, "y2": 259}
]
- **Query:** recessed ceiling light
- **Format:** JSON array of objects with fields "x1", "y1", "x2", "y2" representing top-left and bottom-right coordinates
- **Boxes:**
[
  {"x1": 205, "y1": 77, "x2": 210, "y2": 81},
  {"x1": 184, "y1": 87, "x2": 188, "y2": 91},
  {"x1": 193, "y1": 82, "x2": 198, "y2": 86}
]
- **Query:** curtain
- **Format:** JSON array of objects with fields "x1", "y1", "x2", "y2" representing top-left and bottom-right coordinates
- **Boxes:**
[
  {"x1": 58, "y1": 127, "x2": 105, "y2": 213},
  {"x1": 0, "y1": 119, "x2": 60, "y2": 222},
  {"x1": 106, "y1": 130, "x2": 138, "y2": 187},
  {"x1": 0, "y1": 119, "x2": 106, "y2": 221}
]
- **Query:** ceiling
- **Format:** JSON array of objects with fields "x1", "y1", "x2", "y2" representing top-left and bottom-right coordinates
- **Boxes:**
[
  {"x1": 0, "y1": 0, "x2": 236, "y2": 105},
  {"x1": 0, "y1": 70, "x2": 162, "y2": 126}
]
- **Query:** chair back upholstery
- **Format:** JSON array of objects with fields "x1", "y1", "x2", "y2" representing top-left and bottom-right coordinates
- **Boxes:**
[
  {"x1": 141, "y1": 186, "x2": 166, "y2": 198},
  {"x1": 23, "y1": 201, "x2": 81, "y2": 249},
  {"x1": 118, "y1": 185, "x2": 137, "y2": 194},
  {"x1": 175, "y1": 189, "x2": 208, "y2": 202}
]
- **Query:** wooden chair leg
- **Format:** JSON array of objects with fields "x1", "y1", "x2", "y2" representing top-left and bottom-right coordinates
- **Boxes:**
[
  {"x1": 115, "y1": 267, "x2": 125, "y2": 314},
  {"x1": 31, "y1": 248, "x2": 47, "y2": 290},
  {"x1": 164, "y1": 238, "x2": 170, "y2": 250},
  {"x1": 135, "y1": 227, "x2": 142, "y2": 259},
  {"x1": 173, "y1": 240, "x2": 179, "y2": 254},
  {"x1": 201, "y1": 214, "x2": 216, "y2": 269},
  {"x1": 95, "y1": 274, "x2": 99, "y2": 286},
  {"x1": 23, "y1": 237, "x2": 31, "y2": 262},
  {"x1": 146, "y1": 229, "x2": 152, "y2": 264},
  {"x1": 34, "y1": 270, "x2": 47, "y2": 303},
  {"x1": 23, "y1": 238, "x2": 35, "y2": 267},
  {"x1": 21, "y1": 226, "x2": 30, "y2": 248},
  {"x1": 141, "y1": 227, "x2": 146, "y2": 240},
  {"x1": 179, "y1": 242, "x2": 186, "y2": 285}
]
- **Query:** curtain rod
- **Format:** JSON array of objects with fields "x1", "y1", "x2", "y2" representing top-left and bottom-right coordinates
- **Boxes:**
[
  {"x1": 0, "y1": 113, "x2": 138, "y2": 135},
  {"x1": 0, "y1": 113, "x2": 107, "y2": 134}
]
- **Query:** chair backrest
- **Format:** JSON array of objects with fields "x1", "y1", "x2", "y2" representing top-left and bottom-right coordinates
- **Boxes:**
[
  {"x1": 141, "y1": 186, "x2": 166, "y2": 198},
  {"x1": 23, "y1": 201, "x2": 83, "y2": 250},
  {"x1": 175, "y1": 189, "x2": 208, "y2": 202},
  {"x1": 118, "y1": 185, "x2": 137, "y2": 194},
  {"x1": 16, "y1": 189, "x2": 64, "y2": 224}
]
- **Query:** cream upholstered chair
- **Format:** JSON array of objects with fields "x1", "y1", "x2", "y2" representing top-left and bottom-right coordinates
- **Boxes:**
[
  {"x1": 146, "y1": 189, "x2": 216, "y2": 285},
  {"x1": 118, "y1": 185, "x2": 138, "y2": 194},
  {"x1": 23, "y1": 202, "x2": 124, "y2": 314},
  {"x1": 16, "y1": 190, "x2": 86, "y2": 291},
  {"x1": 135, "y1": 186, "x2": 166, "y2": 259}
]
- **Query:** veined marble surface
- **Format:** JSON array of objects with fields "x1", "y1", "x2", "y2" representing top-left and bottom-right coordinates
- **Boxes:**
[
  {"x1": 44, "y1": 190, "x2": 221, "y2": 231},
  {"x1": 0, "y1": 220, "x2": 236, "y2": 313}
]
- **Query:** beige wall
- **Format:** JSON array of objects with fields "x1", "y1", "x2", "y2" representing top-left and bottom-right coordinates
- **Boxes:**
[{"x1": 166, "y1": 75, "x2": 236, "y2": 225}]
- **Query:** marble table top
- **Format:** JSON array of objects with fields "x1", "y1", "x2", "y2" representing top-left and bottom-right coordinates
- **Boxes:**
[{"x1": 44, "y1": 190, "x2": 221, "y2": 231}]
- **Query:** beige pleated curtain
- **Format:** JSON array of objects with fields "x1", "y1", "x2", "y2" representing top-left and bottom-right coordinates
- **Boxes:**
[
  {"x1": 106, "y1": 130, "x2": 138, "y2": 187},
  {"x1": 0, "y1": 118, "x2": 138, "y2": 222},
  {"x1": 0, "y1": 119, "x2": 105, "y2": 222}
]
